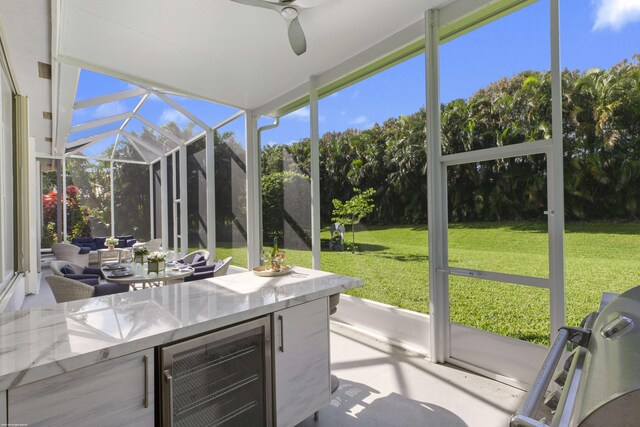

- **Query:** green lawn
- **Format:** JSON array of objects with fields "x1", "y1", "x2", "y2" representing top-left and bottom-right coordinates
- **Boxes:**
[{"x1": 217, "y1": 222, "x2": 640, "y2": 346}]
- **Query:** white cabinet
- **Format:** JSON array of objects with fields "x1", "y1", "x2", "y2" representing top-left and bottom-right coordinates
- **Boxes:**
[
  {"x1": 0, "y1": 390, "x2": 6, "y2": 425},
  {"x1": 8, "y1": 349, "x2": 154, "y2": 427},
  {"x1": 273, "y1": 297, "x2": 330, "y2": 427}
]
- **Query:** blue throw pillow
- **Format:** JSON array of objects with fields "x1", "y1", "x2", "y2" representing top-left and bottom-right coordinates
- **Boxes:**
[
  {"x1": 60, "y1": 264, "x2": 76, "y2": 275},
  {"x1": 192, "y1": 254, "x2": 204, "y2": 264}
]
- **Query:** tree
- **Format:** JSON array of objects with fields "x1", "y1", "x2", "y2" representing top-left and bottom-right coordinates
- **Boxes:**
[{"x1": 331, "y1": 188, "x2": 376, "y2": 253}]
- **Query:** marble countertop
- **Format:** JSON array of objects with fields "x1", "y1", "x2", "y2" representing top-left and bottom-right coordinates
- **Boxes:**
[{"x1": 0, "y1": 267, "x2": 362, "y2": 390}]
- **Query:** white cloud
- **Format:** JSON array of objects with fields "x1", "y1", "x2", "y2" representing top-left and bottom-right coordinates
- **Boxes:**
[
  {"x1": 93, "y1": 101, "x2": 127, "y2": 119},
  {"x1": 593, "y1": 0, "x2": 640, "y2": 31},
  {"x1": 159, "y1": 108, "x2": 189, "y2": 126},
  {"x1": 286, "y1": 106, "x2": 310, "y2": 121},
  {"x1": 349, "y1": 115, "x2": 369, "y2": 125}
]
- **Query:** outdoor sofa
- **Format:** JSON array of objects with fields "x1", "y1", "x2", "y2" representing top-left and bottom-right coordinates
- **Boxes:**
[{"x1": 70, "y1": 235, "x2": 137, "y2": 265}]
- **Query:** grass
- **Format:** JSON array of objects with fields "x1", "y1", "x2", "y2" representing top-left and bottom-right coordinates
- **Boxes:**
[{"x1": 216, "y1": 221, "x2": 640, "y2": 346}]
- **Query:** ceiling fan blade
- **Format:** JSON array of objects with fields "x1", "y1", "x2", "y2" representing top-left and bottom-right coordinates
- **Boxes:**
[
  {"x1": 230, "y1": 0, "x2": 279, "y2": 11},
  {"x1": 287, "y1": 16, "x2": 307, "y2": 56}
]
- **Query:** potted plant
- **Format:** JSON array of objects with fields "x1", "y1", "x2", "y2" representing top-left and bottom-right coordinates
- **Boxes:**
[
  {"x1": 147, "y1": 251, "x2": 167, "y2": 275},
  {"x1": 105, "y1": 237, "x2": 119, "y2": 250},
  {"x1": 133, "y1": 247, "x2": 150, "y2": 264}
]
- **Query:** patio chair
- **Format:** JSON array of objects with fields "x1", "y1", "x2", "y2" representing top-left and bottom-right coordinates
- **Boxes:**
[
  {"x1": 183, "y1": 257, "x2": 233, "y2": 282},
  {"x1": 50, "y1": 260, "x2": 106, "y2": 280},
  {"x1": 214, "y1": 257, "x2": 233, "y2": 277},
  {"x1": 45, "y1": 275, "x2": 129, "y2": 303},
  {"x1": 51, "y1": 243, "x2": 90, "y2": 267},
  {"x1": 177, "y1": 250, "x2": 210, "y2": 267},
  {"x1": 183, "y1": 264, "x2": 216, "y2": 282},
  {"x1": 134, "y1": 238, "x2": 162, "y2": 253},
  {"x1": 46, "y1": 275, "x2": 95, "y2": 303}
]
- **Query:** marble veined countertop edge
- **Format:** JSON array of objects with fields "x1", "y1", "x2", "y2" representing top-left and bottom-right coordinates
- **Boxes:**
[{"x1": 0, "y1": 267, "x2": 362, "y2": 390}]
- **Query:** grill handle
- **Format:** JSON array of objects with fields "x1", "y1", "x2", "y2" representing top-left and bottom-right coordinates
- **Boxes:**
[
  {"x1": 511, "y1": 324, "x2": 592, "y2": 427},
  {"x1": 511, "y1": 328, "x2": 569, "y2": 427},
  {"x1": 511, "y1": 327, "x2": 591, "y2": 427}
]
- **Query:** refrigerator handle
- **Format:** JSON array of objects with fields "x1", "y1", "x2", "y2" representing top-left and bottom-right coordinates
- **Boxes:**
[
  {"x1": 278, "y1": 315, "x2": 285, "y2": 353},
  {"x1": 164, "y1": 369, "x2": 174, "y2": 427},
  {"x1": 143, "y1": 355, "x2": 149, "y2": 408}
]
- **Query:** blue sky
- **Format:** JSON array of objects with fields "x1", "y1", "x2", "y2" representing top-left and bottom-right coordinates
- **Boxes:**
[
  {"x1": 263, "y1": 0, "x2": 640, "y2": 145},
  {"x1": 73, "y1": 0, "x2": 640, "y2": 153}
]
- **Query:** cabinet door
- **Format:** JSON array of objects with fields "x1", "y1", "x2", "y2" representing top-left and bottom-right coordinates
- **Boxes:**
[
  {"x1": 0, "y1": 390, "x2": 6, "y2": 425},
  {"x1": 274, "y1": 297, "x2": 330, "y2": 427},
  {"x1": 8, "y1": 349, "x2": 154, "y2": 427}
]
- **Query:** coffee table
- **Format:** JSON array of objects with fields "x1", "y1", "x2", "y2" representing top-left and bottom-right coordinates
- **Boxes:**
[{"x1": 102, "y1": 264, "x2": 194, "y2": 290}]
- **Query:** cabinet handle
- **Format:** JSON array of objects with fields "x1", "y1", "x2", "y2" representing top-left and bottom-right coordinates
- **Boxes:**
[
  {"x1": 143, "y1": 355, "x2": 149, "y2": 408},
  {"x1": 164, "y1": 370, "x2": 174, "y2": 427},
  {"x1": 278, "y1": 314, "x2": 284, "y2": 353}
]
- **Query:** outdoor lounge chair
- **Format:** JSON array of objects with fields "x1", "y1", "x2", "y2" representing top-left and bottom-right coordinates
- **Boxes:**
[
  {"x1": 45, "y1": 275, "x2": 129, "y2": 303},
  {"x1": 214, "y1": 257, "x2": 233, "y2": 277},
  {"x1": 50, "y1": 261, "x2": 106, "y2": 280},
  {"x1": 177, "y1": 250, "x2": 210, "y2": 267},
  {"x1": 135, "y1": 238, "x2": 162, "y2": 252},
  {"x1": 51, "y1": 243, "x2": 90, "y2": 267},
  {"x1": 183, "y1": 257, "x2": 233, "y2": 282}
]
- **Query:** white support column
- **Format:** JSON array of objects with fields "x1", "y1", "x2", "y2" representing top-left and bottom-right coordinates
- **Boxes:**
[
  {"x1": 426, "y1": 9, "x2": 449, "y2": 364},
  {"x1": 110, "y1": 161, "x2": 115, "y2": 236},
  {"x1": 179, "y1": 145, "x2": 188, "y2": 256},
  {"x1": 245, "y1": 111, "x2": 261, "y2": 269},
  {"x1": 172, "y1": 152, "x2": 178, "y2": 254},
  {"x1": 26, "y1": 137, "x2": 39, "y2": 292},
  {"x1": 548, "y1": 0, "x2": 565, "y2": 342},
  {"x1": 309, "y1": 76, "x2": 321, "y2": 270},
  {"x1": 160, "y1": 155, "x2": 169, "y2": 250},
  {"x1": 62, "y1": 157, "x2": 67, "y2": 241},
  {"x1": 205, "y1": 129, "x2": 216, "y2": 262},
  {"x1": 149, "y1": 164, "x2": 155, "y2": 239}
]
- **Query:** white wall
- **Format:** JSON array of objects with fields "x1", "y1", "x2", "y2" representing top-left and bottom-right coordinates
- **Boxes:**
[{"x1": 0, "y1": 60, "x2": 14, "y2": 292}]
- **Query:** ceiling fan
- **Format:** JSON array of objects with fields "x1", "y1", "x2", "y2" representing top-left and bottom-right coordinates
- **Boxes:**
[{"x1": 231, "y1": 0, "x2": 330, "y2": 56}]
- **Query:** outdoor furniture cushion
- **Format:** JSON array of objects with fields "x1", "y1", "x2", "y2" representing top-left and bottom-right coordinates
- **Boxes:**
[
  {"x1": 184, "y1": 270, "x2": 214, "y2": 282},
  {"x1": 192, "y1": 254, "x2": 204, "y2": 264},
  {"x1": 66, "y1": 274, "x2": 100, "y2": 281},
  {"x1": 93, "y1": 282, "x2": 130, "y2": 296},
  {"x1": 60, "y1": 264, "x2": 76, "y2": 275},
  {"x1": 78, "y1": 277, "x2": 100, "y2": 286},
  {"x1": 193, "y1": 264, "x2": 217, "y2": 273},
  {"x1": 83, "y1": 266, "x2": 106, "y2": 280},
  {"x1": 78, "y1": 247, "x2": 91, "y2": 254}
]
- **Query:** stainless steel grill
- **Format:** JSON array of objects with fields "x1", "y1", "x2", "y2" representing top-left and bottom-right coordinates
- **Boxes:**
[{"x1": 512, "y1": 286, "x2": 640, "y2": 427}]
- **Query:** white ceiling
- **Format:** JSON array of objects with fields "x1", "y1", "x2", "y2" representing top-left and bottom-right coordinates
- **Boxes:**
[
  {"x1": 1, "y1": 0, "x2": 491, "y2": 159},
  {"x1": 56, "y1": 0, "x2": 450, "y2": 112}
]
